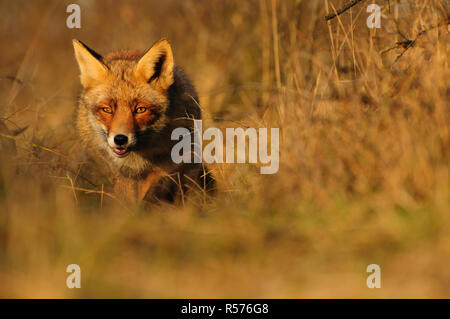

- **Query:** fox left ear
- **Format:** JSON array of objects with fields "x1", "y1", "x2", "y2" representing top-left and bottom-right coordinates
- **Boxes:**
[
  {"x1": 134, "y1": 39, "x2": 174, "y2": 91},
  {"x1": 72, "y1": 39, "x2": 108, "y2": 89}
]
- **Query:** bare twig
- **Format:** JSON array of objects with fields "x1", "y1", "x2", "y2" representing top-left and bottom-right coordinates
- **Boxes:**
[
  {"x1": 186, "y1": 94, "x2": 252, "y2": 128},
  {"x1": 325, "y1": 0, "x2": 366, "y2": 21},
  {"x1": 0, "y1": 76, "x2": 24, "y2": 85},
  {"x1": 60, "y1": 185, "x2": 131, "y2": 211},
  {"x1": 391, "y1": 19, "x2": 449, "y2": 65},
  {"x1": 0, "y1": 132, "x2": 67, "y2": 158}
]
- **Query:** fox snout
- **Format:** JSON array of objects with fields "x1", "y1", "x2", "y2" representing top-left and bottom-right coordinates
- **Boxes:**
[
  {"x1": 113, "y1": 134, "x2": 128, "y2": 146},
  {"x1": 107, "y1": 132, "x2": 136, "y2": 156}
]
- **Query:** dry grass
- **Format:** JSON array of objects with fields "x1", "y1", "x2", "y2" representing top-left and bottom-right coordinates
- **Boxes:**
[{"x1": 0, "y1": 0, "x2": 449, "y2": 298}]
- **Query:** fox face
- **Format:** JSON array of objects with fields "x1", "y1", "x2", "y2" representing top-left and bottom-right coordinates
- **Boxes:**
[{"x1": 73, "y1": 39, "x2": 176, "y2": 172}]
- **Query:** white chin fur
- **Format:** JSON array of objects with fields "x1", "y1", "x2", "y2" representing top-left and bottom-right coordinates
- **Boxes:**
[{"x1": 109, "y1": 149, "x2": 150, "y2": 173}]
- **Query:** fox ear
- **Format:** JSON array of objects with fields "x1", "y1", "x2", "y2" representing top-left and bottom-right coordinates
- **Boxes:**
[
  {"x1": 72, "y1": 39, "x2": 108, "y2": 88},
  {"x1": 134, "y1": 39, "x2": 174, "y2": 90}
]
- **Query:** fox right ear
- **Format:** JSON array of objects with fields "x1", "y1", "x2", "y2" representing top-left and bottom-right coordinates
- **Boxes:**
[
  {"x1": 72, "y1": 39, "x2": 108, "y2": 88},
  {"x1": 134, "y1": 39, "x2": 174, "y2": 91}
]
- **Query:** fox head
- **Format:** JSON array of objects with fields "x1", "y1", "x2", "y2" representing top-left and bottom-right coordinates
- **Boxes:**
[{"x1": 73, "y1": 39, "x2": 176, "y2": 171}]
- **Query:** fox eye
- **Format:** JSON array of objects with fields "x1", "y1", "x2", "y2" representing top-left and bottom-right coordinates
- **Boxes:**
[
  {"x1": 135, "y1": 106, "x2": 148, "y2": 114},
  {"x1": 101, "y1": 106, "x2": 112, "y2": 114}
]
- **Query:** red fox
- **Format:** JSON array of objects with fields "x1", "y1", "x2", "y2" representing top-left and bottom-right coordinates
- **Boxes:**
[{"x1": 72, "y1": 39, "x2": 213, "y2": 204}]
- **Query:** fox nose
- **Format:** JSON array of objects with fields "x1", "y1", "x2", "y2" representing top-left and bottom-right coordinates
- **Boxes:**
[{"x1": 114, "y1": 134, "x2": 128, "y2": 146}]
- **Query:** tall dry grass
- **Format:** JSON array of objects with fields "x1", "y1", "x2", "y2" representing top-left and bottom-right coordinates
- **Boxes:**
[{"x1": 0, "y1": 0, "x2": 449, "y2": 297}]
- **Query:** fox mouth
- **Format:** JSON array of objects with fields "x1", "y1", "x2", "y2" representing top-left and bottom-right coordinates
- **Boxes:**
[{"x1": 112, "y1": 147, "x2": 130, "y2": 157}]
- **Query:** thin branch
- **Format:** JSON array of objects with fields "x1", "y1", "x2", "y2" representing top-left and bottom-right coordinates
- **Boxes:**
[
  {"x1": 186, "y1": 94, "x2": 252, "y2": 128},
  {"x1": 391, "y1": 19, "x2": 449, "y2": 65},
  {"x1": 0, "y1": 132, "x2": 67, "y2": 158},
  {"x1": 0, "y1": 76, "x2": 24, "y2": 86},
  {"x1": 325, "y1": 0, "x2": 366, "y2": 21},
  {"x1": 60, "y1": 185, "x2": 131, "y2": 211}
]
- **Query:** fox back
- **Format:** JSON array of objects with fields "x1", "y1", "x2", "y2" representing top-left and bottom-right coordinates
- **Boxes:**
[{"x1": 73, "y1": 39, "x2": 211, "y2": 204}]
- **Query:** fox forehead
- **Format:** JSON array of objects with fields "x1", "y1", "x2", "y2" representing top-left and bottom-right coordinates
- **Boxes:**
[
  {"x1": 77, "y1": 49, "x2": 164, "y2": 104},
  {"x1": 104, "y1": 50, "x2": 144, "y2": 62},
  {"x1": 82, "y1": 65, "x2": 169, "y2": 108}
]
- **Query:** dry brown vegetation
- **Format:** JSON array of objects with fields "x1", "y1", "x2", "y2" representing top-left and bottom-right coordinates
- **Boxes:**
[{"x1": 0, "y1": 0, "x2": 449, "y2": 298}]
